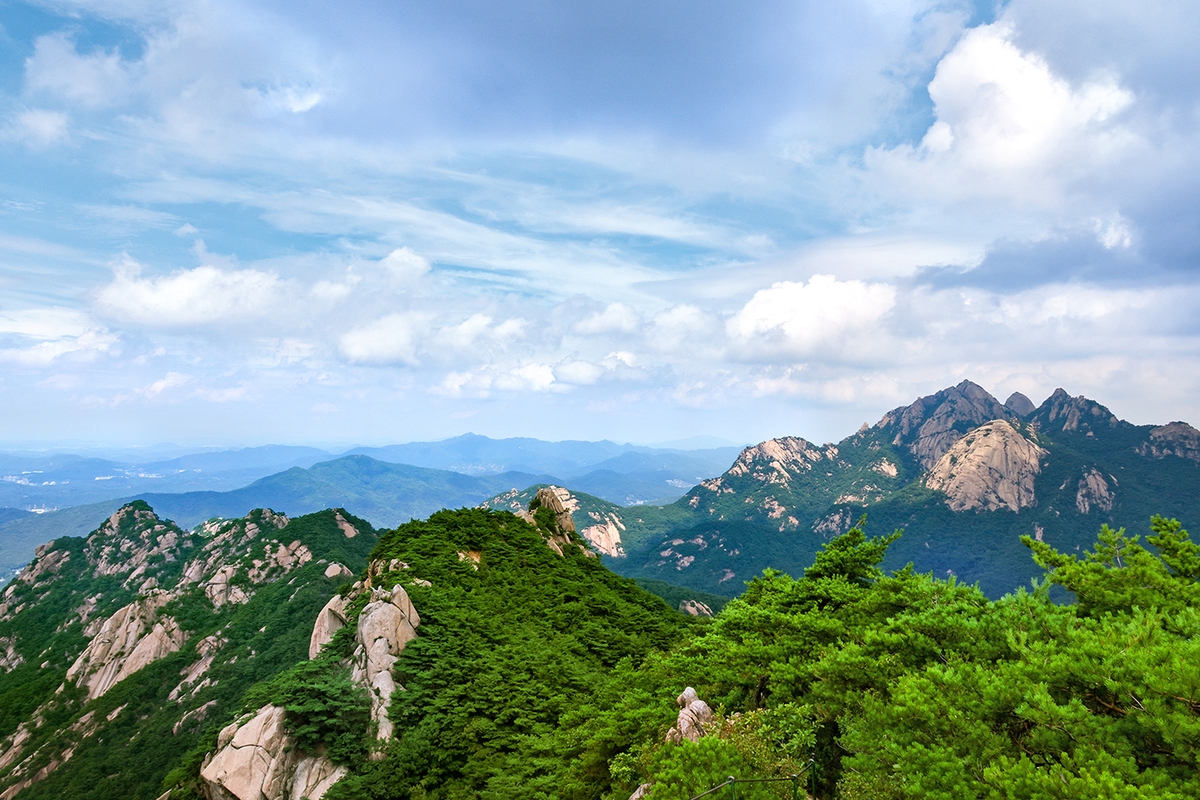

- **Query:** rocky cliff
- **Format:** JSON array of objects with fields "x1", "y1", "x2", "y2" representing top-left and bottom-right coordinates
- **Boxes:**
[{"x1": 924, "y1": 420, "x2": 1047, "y2": 512}]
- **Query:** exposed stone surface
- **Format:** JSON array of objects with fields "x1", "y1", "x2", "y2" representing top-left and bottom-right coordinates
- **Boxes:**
[
  {"x1": 1076, "y1": 468, "x2": 1115, "y2": 514},
  {"x1": 324, "y1": 562, "x2": 353, "y2": 580},
  {"x1": 1032, "y1": 388, "x2": 1122, "y2": 434},
  {"x1": 1005, "y1": 392, "x2": 1036, "y2": 417},
  {"x1": 200, "y1": 705, "x2": 346, "y2": 800},
  {"x1": 679, "y1": 600, "x2": 713, "y2": 617},
  {"x1": 580, "y1": 512, "x2": 625, "y2": 557},
  {"x1": 351, "y1": 584, "x2": 420, "y2": 743},
  {"x1": 334, "y1": 512, "x2": 359, "y2": 538},
  {"x1": 726, "y1": 436, "x2": 834, "y2": 486},
  {"x1": 170, "y1": 633, "x2": 227, "y2": 701},
  {"x1": 925, "y1": 420, "x2": 1047, "y2": 512},
  {"x1": 666, "y1": 686, "x2": 713, "y2": 744},
  {"x1": 526, "y1": 486, "x2": 594, "y2": 557},
  {"x1": 85, "y1": 505, "x2": 191, "y2": 582},
  {"x1": 1138, "y1": 421, "x2": 1200, "y2": 462},
  {"x1": 65, "y1": 591, "x2": 186, "y2": 701},
  {"x1": 308, "y1": 594, "x2": 348, "y2": 659},
  {"x1": 878, "y1": 380, "x2": 1017, "y2": 469},
  {"x1": 0, "y1": 636, "x2": 22, "y2": 673},
  {"x1": 204, "y1": 565, "x2": 251, "y2": 608}
]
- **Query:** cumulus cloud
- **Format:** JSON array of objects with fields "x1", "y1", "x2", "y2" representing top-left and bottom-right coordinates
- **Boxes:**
[
  {"x1": 434, "y1": 314, "x2": 526, "y2": 352},
  {"x1": 867, "y1": 21, "x2": 1136, "y2": 207},
  {"x1": 438, "y1": 362, "x2": 561, "y2": 397},
  {"x1": 727, "y1": 275, "x2": 897, "y2": 357},
  {"x1": 339, "y1": 312, "x2": 433, "y2": 365},
  {"x1": 94, "y1": 256, "x2": 282, "y2": 326}
]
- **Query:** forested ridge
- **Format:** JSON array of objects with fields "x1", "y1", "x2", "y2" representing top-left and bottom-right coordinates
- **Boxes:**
[{"x1": 166, "y1": 508, "x2": 1200, "y2": 800}]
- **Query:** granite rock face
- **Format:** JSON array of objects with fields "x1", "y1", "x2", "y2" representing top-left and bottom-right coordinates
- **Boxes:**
[
  {"x1": 200, "y1": 705, "x2": 346, "y2": 800},
  {"x1": 1031, "y1": 388, "x2": 1123, "y2": 434},
  {"x1": 925, "y1": 420, "x2": 1047, "y2": 512},
  {"x1": 1075, "y1": 468, "x2": 1115, "y2": 514},
  {"x1": 351, "y1": 584, "x2": 420, "y2": 743},
  {"x1": 1138, "y1": 421, "x2": 1200, "y2": 462},
  {"x1": 64, "y1": 591, "x2": 186, "y2": 701}
]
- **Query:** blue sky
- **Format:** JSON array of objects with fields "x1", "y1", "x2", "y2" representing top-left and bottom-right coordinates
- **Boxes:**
[{"x1": 1, "y1": 0, "x2": 1198, "y2": 448}]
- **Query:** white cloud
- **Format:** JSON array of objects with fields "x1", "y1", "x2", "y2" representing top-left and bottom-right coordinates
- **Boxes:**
[
  {"x1": 136, "y1": 372, "x2": 189, "y2": 398},
  {"x1": 433, "y1": 314, "x2": 526, "y2": 352},
  {"x1": 380, "y1": 247, "x2": 431, "y2": 284},
  {"x1": 867, "y1": 21, "x2": 1136, "y2": 205},
  {"x1": 727, "y1": 275, "x2": 896, "y2": 356},
  {"x1": 339, "y1": 312, "x2": 432, "y2": 365},
  {"x1": 95, "y1": 256, "x2": 282, "y2": 326},
  {"x1": 9, "y1": 109, "x2": 69, "y2": 146},
  {"x1": 574, "y1": 302, "x2": 640, "y2": 335},
  {"x1": 25, "y1": 31, "x2": 132, "y2": 108}
]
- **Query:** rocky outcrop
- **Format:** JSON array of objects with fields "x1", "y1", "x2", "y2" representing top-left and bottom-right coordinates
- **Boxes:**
[
  {"x1": 85, "y1": 503, "x2": 191, "y2": 585},
  {"x1": 524, "y1": 486, "x2": 596, "y2": 557},
  {"x1": 1031, "y1": 388, "x2": 1123, "y2": 435},
  {"x1": 580, "y1": 512, "x2": 626, "y2": 557},
  {"x1": 726, "y1": 437, "x2": 836, "y2": 487},
  {"x1": 925, "y1": 420, "x2": 1046, "y2": 512},
  {"x1": 877, "y1": 380, "x2": 1017, "y2": 469},
  {"x1": 64, "y1": 591, "x2": 186, "y2": 701},
  {"x1": 666, "y1": 687, "x2": 713, "y2": 744},
  {"x1": 1075, "y1": 468, "x2": 1115, "y2": 514},
  {"x1": 1005, "y1": 392, "x2": 1036, "y2": 417},
  {"x1": 1138, "y1": 421, "x2": 1200, "y2": 462},
  {"x1": 204, "y1": 565, "x2": 251, "y2": 608},
  {"x1": 308, "y1": 594, "x2": 348, "y2": 659},
  {"x1": 200, "y1": 705, "x2": 345, "y2": 800},
  {"x1": 679, "y1": 600, "x2": 713, "y2": 617},
  {"x1": 351, "y1": 584, "x2": 420, "y2": 743},
  {"x1": 0, "y1": 637, "x2": 22, "y2": 673}
]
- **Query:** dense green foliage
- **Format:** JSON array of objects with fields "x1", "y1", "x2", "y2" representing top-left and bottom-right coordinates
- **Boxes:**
[{"x1": 324, "y1": 508, "x2": 695, "y2": 799}]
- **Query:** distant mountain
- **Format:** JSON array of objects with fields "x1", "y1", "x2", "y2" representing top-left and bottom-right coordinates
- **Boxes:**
[
  {"x1": 0, "y1": 446, "x2": 336, "y2": 509},
  {"x1": 347, "y1": 433, "x2": 741, "y2": 502},
  {"x1": 485, "y1": 382, "x2": 1200, "y2": 598}
]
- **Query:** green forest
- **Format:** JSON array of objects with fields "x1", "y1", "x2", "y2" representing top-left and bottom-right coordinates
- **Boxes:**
[{"x1": 162, "y1": 507, "x2": 1200, "y2": 800}]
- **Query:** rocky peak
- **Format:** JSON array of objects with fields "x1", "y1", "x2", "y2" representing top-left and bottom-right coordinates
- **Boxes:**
[
  {"x1": 524, "y1": 486, "x2": 597, "y2": 557},
  {"x1": 726, "y1": 436, "x2": 835, "y2": 486},
  {"x1": 1004, "y1": 392, "x2": 1036, "y2": 417},
  {"x1": 1031, "y1": 388, "x2": 1123, "y2": 434},
  {"x1": 85, "y1": 501, "x2": 192, "y2": 581},
  {"x1": 876, "y1": 380, "x2": 1017, "y2": 469},
  {"x1": 924, "y1": 419, "x2": 1047, "y2": 512}
]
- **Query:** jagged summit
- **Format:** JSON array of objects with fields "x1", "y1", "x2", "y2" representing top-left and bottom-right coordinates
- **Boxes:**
[
  {"x1": 875, "y1": 380, "x2": 1018, "y2": 468},
  {"x1": 1031, "y1": 388, "x2": 1125, "y2": 434}
]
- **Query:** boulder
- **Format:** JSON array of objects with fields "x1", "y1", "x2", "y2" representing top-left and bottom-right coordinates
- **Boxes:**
[{"x1": 666, "y1": 686, "x2": 713, "y2": 744}]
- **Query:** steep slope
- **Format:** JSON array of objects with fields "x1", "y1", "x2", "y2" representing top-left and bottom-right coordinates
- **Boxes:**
[{"x1": 0, "y1": 502, "x2": 377, "y2": 800}]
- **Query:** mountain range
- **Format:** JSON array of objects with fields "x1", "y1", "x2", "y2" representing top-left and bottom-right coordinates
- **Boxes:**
[
  {"x1": 486, "y1": 381, "x2": 1200, "y2": 597},
  {"x1": 3, "y1": 381, "x2": 1198, "y2": 599}
]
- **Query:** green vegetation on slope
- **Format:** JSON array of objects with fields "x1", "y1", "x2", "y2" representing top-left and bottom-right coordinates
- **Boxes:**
[{"x1": 0, "y1": 505, "x2": 378, "y2": 800}]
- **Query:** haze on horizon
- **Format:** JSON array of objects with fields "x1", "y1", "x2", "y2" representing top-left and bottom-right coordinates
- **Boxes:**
[{"x1": 1, "y1": 0, "x2": 1198, "y2": 449}]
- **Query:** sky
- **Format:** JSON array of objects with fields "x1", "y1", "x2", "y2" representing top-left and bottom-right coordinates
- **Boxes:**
[{"x1": 0, "y1": 0, "x2": 1198, "y2": 449}]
